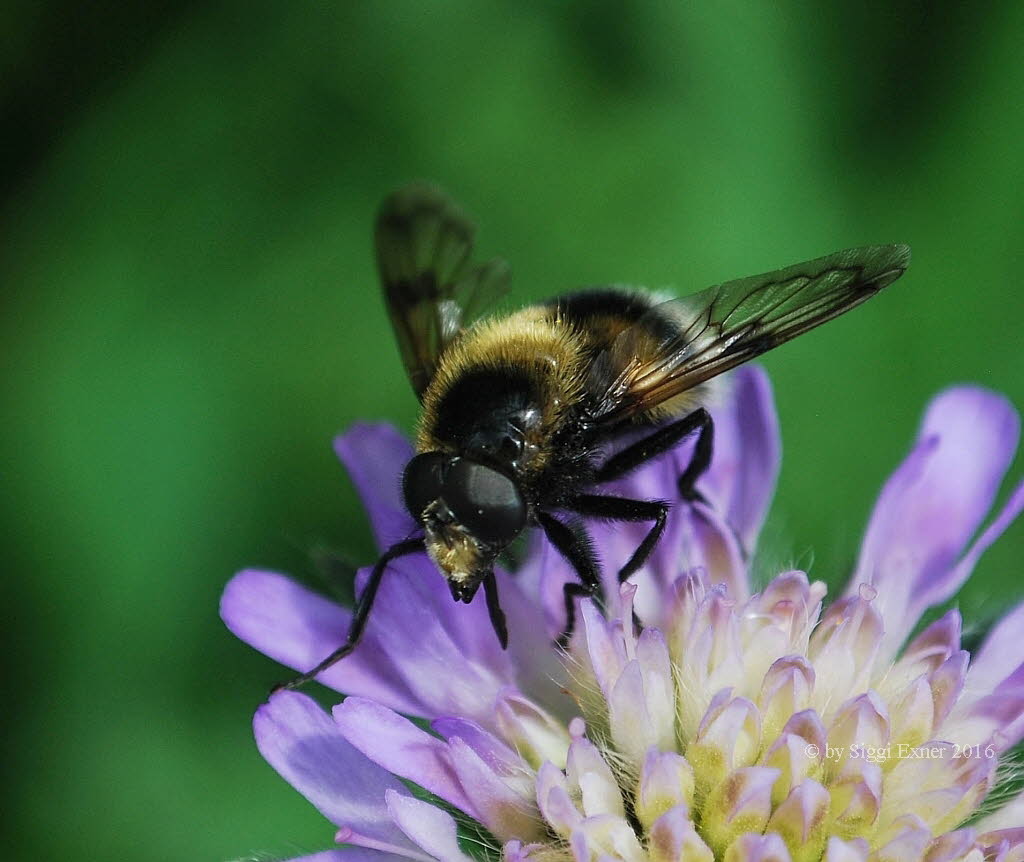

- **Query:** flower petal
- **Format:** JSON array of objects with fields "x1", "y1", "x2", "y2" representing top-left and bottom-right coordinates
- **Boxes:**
[
  {"x1": 975, "y1": 790, "x2": 1024, "y2": 834},
  {"x1": 934, "y1": 478, "x2": 1024, "y2": 613},
  {"x1": 965, "y1": 601, "x2": 1024, "y2": 697},
  {"x1": 648, "y1": 805, "x2": 712, "y2": 862},
  {"x1": 446, "y1": 736, "x2": 544, "y2": 841},
  {"x1": 334, "y1": 422, "x2": 416, "y2": 551},
  {"x1": 286, "y1": 851, "x2": 410, "y2": 862},
  {"x1": 334, "y1": 697, "x2": 478, "y2": 818},
  {"x1": 253, "y1": 691, "x2": 414, "y2": 851},
  {"x1": 701, "y1": 366, "x2": 781, "y2": 554},
  {"x1": 494, "y1": 688, "x2": 573, "y2": 770},
  {"x1": 431, "y1": 715, "x2": 523, "y2": 776},
  {"x1": 922, "y1": 829, "x2": 978, "y2": 862},
  {"x1": 723, "y1": 832, "x2": 792, "y2": 862},
  {"x1": 849, "y1": 387, "x2": 1020, "y2": 659},
  {"x1": 222, "y1": 569, "x2": 427, "y2": 715},
  {"x1": 385, "y1": 789, "x2": 475, "y2": 862},
  {"x1": 823, "y1": 837, "x2": 869, "y2": 862},
  {"x1": 347, "y1": 558, "x2": 529, "y2": 725}
]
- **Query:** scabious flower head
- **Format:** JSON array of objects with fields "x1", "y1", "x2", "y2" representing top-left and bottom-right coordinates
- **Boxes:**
[{"x1": 222, "y1": 368, "x2": 1024, "y2": 862}]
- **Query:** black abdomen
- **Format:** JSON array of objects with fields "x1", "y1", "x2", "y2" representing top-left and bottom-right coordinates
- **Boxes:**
[{"x1": 547, "y1": 287, "x2": 673, "y2": 356}]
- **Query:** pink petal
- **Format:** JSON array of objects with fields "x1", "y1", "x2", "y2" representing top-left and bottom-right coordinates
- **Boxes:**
[{"x1": 253, "y1": 691, "x2": 414, "y2": 851}]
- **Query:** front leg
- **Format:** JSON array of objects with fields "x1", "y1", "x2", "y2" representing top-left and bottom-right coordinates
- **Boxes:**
[
  {"x1": 272, "y1": 536, "x2": 425, "y2": 693},
  {"x1": 482, "y1": 571, "x2": 508, "y2": 649}
]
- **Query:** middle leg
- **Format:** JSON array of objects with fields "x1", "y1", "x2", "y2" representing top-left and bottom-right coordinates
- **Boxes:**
[
  {"x1": 537, "y1": 510, "x2": 602, "y2": 647},
  {"x1": 565, "y1": 494, "x2": 669, "y2": 584}
]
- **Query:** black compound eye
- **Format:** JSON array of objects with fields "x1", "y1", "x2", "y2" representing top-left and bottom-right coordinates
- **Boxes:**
[
  {"x1": 443, "y1": 459, "x2": 526, "y2": 545},
  {"x1": 402, "y1": 453, "x2": 449, "y2": 521}
]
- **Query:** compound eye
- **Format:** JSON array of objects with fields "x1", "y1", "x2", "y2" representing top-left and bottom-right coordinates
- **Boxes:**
[
  {"x1": 402, "y1": 452, "x2": 449, "y2": 521},
  {"x1": 443, "y1": 459, "x2": 526, "y2": 545}
]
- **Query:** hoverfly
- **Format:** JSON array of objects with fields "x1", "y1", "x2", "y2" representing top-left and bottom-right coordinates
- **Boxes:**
[{"x1": 277, "y1": 183, "x2": 909, "y2": 690}]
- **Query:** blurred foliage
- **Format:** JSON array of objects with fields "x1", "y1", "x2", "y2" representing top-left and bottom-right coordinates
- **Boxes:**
[{"x1": 3, "y1": 2, "x2": 1023, "y2": 859}]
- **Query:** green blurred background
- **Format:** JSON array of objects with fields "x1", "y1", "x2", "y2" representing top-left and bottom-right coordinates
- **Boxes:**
[{"x1": 4, "y1": 2, "x2": 1023, "y2": 859}]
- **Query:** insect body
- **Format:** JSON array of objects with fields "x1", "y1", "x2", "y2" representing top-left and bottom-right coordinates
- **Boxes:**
[{"x1": 277, "y1": 183, "x2": 910, "y2": 691}]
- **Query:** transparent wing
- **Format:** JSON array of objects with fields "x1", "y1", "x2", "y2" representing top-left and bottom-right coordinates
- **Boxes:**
[
  {"x1": 375, "y1": 183, "x2": 511, "y2": 399},
  {"x1": 589, "y1": 244, "x2": 911, "y2": 424}
]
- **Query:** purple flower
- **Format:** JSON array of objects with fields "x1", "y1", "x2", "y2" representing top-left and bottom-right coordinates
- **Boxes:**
[{"x1": 222, "y1": 367, "x2": 1024, "y2": 862}]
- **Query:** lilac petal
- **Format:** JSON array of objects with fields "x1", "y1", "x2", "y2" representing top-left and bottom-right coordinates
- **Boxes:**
[
  {"x1": 253, "y1": 691, "x2": 414, "y2": 852},
  {"x1": 446, "y1": 736, "x2": 544, "y2": 841},
  {"x1": 950, "y1": 682, "x2": 1024, "y2": 751},
  {"x1": 502, "y1": 841, "x2": 546, "y2": 862},
  {"x1": 978, "y1": 829, "x2": 1024, "y2": 858},
  {"x1": 723, "y1": 833, "x2": 792, "y2": 862},
  {"x1": 286, "y1": 852, "x2": 410, "y2": 862},
  {"x1": 431, "y1": 716, "x2": 523, "y2": 775},
  {"x1": 628, "y1": 502, "x2": 747, "y2": 624},
  {"x1": 385, "y1": 790, "x2": 474, "y2": 862},
  {"x1": 536, "y1": 760, "x2": 582, "y2": 836},
  {"x1": 333, "y1": 697, "x2": 478, "y2": 818},
  {"x1": 514, "y1": 530, "x2": 577, "y2": 639},
  {"x1": 966, "y1": 601, "x2": 1024, "y2": 700},
  {"x1": 824, "y1": 837, "x2": 869, "y2": 862},
  {"x1": 935, "y1": 478, "x2": 1024, "y2": 608},
  {"x1": 225, "y1": 561, "x2": 561, "y2": 728},
  {"x1": 494, "y1": 688, "x2": 572, "y2": 769},
  {"x1": 849, "y1": 387, "x2": 1021, "y2": 658},
  {"x1": 221, "y1": 569, "x2": 427, "y2": 715},
  {"x1": 899, "y1": 610, "x2": 962, "y2": 672},
  {"x1": 700, "y1": 366, "x2": 781, "y2": 553},
  {"x1": 923, "y1": 830, "x2": 978, "y2": 862},
  {"x1": 873, "y1": 815, "x2": 932, "y2": 862},
  {"x1": 493, "y1": 569, "x2": 573, "y2": 713},
  {"x1": 685, "y1": 502, "x2": 748, "y2": 600},
  {"x1": 930, "y1": 650, "x2": 969, "y2": 728},
  {"x1": 648, "y1": 805, "x2": 712, "y2": 861},
  {"x1": 345, "y1": 556, "x2": 529, "y2": 724},
  {"x1": 334, "y1": 422, "x2": 416, "y2": 551}
]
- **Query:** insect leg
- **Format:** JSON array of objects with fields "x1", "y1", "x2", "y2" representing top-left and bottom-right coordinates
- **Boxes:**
[
  {"x1": 675, "y1": 409, "x2": 713, "y2": 502},
  {"x1": 537, "y1": 511, "x2": 602, "y2": 647},
  {"x1": 270, "y1": 537, "x2": 425, "y2": 694},
  {"x1": 482, "y1": 570, "x2": 508, "y2": 649},
  {"x1": 595, "y1": 408, "x2": 714, "y2": 502},
  {"x1": 565, "y1": 494, "x2": 668, "y2": 583}
]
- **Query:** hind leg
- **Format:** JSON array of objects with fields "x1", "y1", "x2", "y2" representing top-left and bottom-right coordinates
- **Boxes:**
[{"x1": 594, "y1": 408, "x2": 714, "y2": 502}]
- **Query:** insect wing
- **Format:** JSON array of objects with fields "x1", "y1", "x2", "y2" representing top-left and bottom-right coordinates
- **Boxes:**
[
  {"x1": 589, "y1": 244, "x2": 911, "y2": 424},
  {"x1": 375, "y1": 183, "x2": 511, "y2": 399}
]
